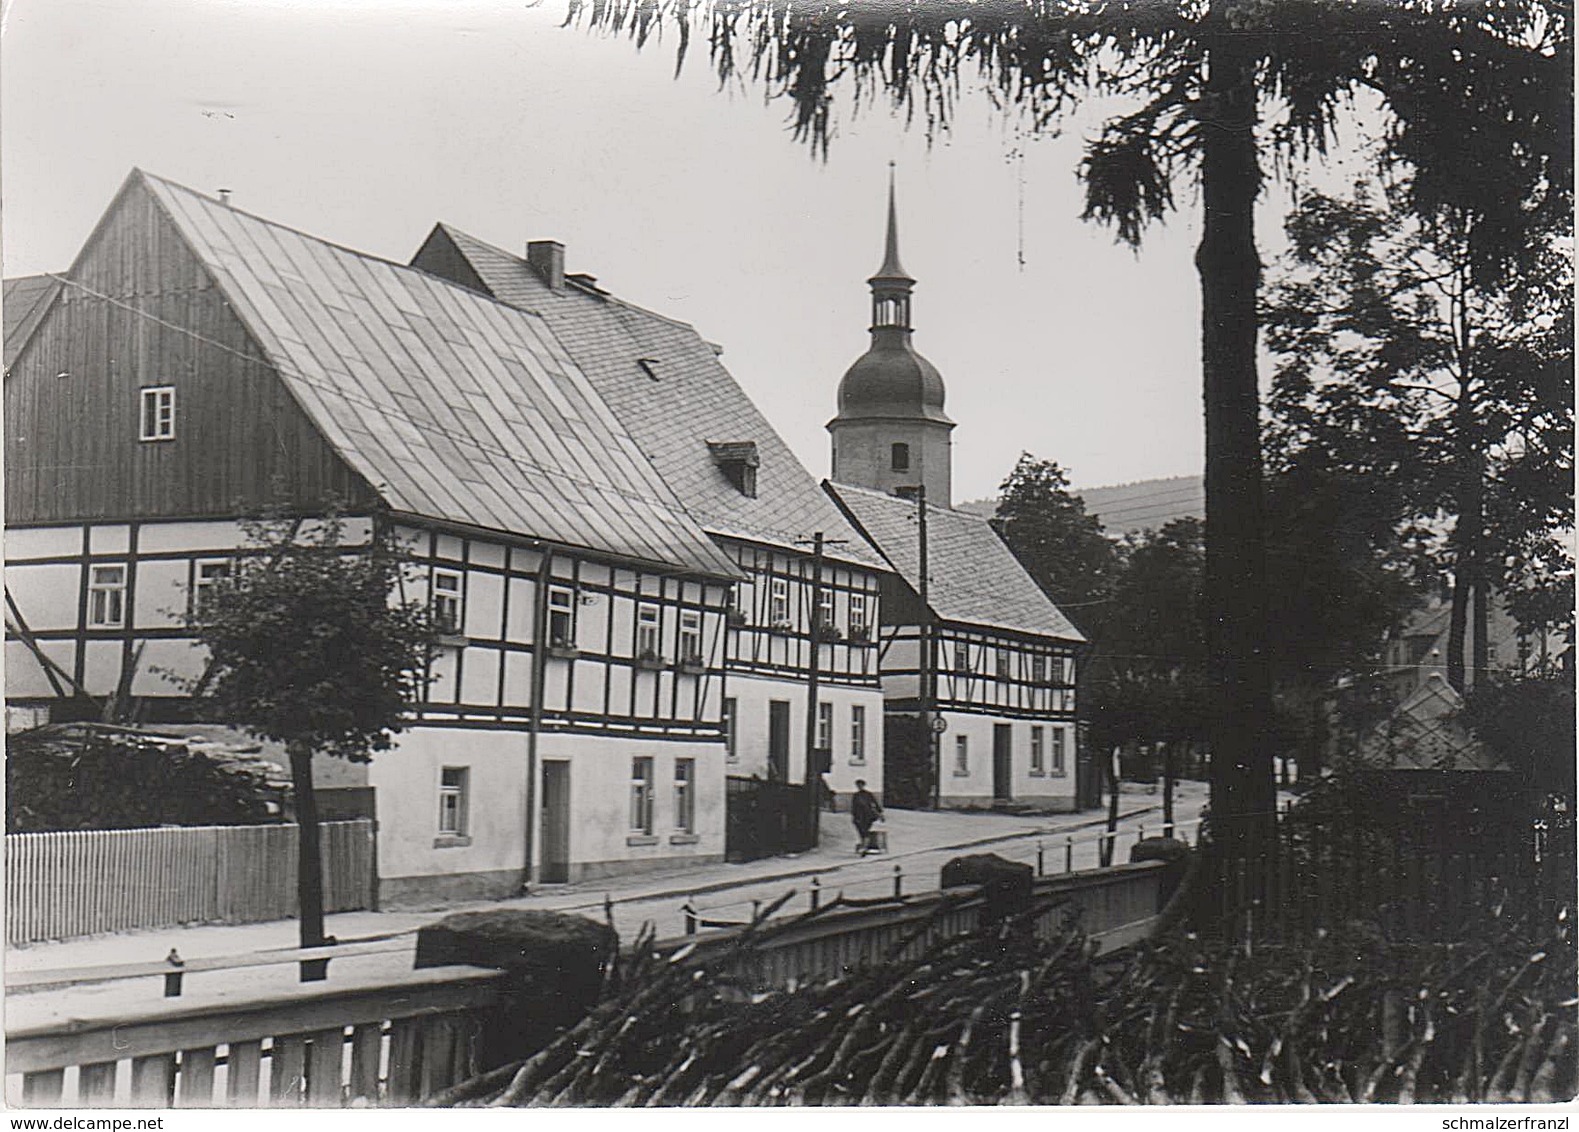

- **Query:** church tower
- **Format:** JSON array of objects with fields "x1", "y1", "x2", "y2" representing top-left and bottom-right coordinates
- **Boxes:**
[{"x1": 828, "y1": 169, "x2": 955, "y2": 505}]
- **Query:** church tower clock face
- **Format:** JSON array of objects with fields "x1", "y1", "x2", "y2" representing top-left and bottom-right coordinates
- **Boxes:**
[{"x1": 828, "y1": 167, "x2": 956, "y2": 507}]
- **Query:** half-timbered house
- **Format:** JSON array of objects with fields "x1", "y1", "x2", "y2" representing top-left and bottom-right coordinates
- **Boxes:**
[
  {"x1": 408, "y1": 226, "x2": 891, "y2": 819},
  {"x1": 823, "y1": 176, "x2": 1086, "y2": 810},
  {"x1": 4, "y1": 170, "x2": 744, "y2": 901}
]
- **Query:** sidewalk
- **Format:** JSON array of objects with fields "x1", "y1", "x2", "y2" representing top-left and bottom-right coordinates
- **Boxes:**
[{"x1": 6, "y1": 780, "x2": 1209, "y2": 981}]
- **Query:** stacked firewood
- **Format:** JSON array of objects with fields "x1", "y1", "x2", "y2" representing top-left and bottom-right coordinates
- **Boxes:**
[{"x1": 435, "y1": 893, "x2": 1576, "y2": 1106}]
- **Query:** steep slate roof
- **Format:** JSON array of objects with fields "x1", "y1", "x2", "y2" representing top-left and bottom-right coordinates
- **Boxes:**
[
  {"x1": 1358, "y1": 673, "x2": 1510, "y2": 772},
  {"x1": 827, "y1": 482, "x2": 1084, "y2": 641},
  {"x1": 134, "y1": 173, "x2": 736, "y2": 579},
  {"x1": 3, "y1": 274, "x2": 63, "y2": 368},
  {"x1": 412, "y1": 225, "x2": 886, "y2": 572}
]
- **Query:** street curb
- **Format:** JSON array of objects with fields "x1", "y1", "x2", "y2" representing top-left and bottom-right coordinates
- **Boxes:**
[{"x1": 527, "y1": 801, "x2": 1170, "y2": 915}]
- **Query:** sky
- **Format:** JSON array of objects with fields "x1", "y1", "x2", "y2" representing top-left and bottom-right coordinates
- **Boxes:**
[{"x1": 1, "y1": 0, "x2": 1370, "y2": 503}]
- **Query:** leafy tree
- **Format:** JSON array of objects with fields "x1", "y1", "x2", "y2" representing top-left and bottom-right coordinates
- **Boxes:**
[
  {"x1": 1462, "y1": 673, "x2": 1577, "y2": 804},
  {"x1": 572, "y1": 0, "x2": 1571, "y2": 854},
  {"x1": 1261, "y1": 450, "x2": 1431, "y2": 778},
  {"x1": 185, "y1": 514, "x2": 437, "y2": 952},
  {"x1": 992, "y1": 454, "x2": 1121, "y2": 637},
  {"x1": 1264, "y1": 181, "x2": 1574, "y2": 693}
]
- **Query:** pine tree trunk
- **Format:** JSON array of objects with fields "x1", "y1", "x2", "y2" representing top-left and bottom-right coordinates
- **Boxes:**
[
  {"x1": 289, "y1": 741, "x2": 328, "y2": 958},
  {"x1": 1196, "y1": 24, "x2": 1276, "y2": 858}
]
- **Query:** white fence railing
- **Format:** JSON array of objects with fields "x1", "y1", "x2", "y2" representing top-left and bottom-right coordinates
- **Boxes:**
[{"x1": 7, "y1": 820, "x2": 375, "y2": 945}]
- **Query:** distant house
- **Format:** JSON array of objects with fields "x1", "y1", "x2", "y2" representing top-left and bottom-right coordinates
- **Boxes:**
[
  {"x1": 5, "y1": 170, "x2": 742, "y2": 902},
  {"x1": 1358, "y1": 673, "x2": 1510, "y2": 774},
  {"x1": 822, "y1": 176, "x2": 1085, "y2": 811},
  {"x1": 1381, "y1": 593, "x2": 1562, "y2": 704}
]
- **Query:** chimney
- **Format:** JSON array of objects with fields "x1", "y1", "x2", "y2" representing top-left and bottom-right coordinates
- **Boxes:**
[
  {"x1": 217, "y1": 189, "x2": 232, "y2": 207},
  {"x1": 526, "y1": 240, "x2": 565, "y2": 291}
]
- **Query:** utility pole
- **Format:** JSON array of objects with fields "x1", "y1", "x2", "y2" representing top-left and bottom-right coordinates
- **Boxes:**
[
  {"x1": 916, "y1": 486, "x2": 939, "y2": 811},
  {"x1": 796, "y1": 531, "x2": 850, "y2": 848}
]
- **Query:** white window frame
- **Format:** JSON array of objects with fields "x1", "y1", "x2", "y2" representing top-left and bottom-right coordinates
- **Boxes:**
[
  {"x1": 818, "y1": 588, "x2": 836, "y2": 631},
  {"x1": 139, "y1": 386, "x2": 176, "y2": 441},
  {"x1": 816, "y1": 701, "x2": 834, "y2": 751},
  {"x1": 1031, "y1": 653, "x2": 1048, "y2": 685},
  {"x1": 678, "y1": 609, "x2": 703, "y2": 665},
  {"x1": 1030, "y1": 725, "x2": 1045, "y2": 775},
  {"x1": 674, "y1": 758, "x2": 695, "y2": 833},
  {"x1": 630, "y1": 757, "x2": 655, "y2": 834},
  {"x1": 995, "y1": 648, "x2": 1011, "y2": 681},
  {"x1": 547, "y1": 585, "x2": 576, "y2": 648},
  {"x1": 723, "y1": 696, "x2": 738, "y2": 761},
  {"x1": 850, "y1": 704, "x2": 866, "y2": 764},
  {"x1": 849, "y1": 592, "x2": 869, "y2": 639},
  {"x1": 953, "y1": 640, "x2": 971, "y2": 675},
  {"x1": 438, "y1": 766, "x2": 469, "y2": 836},
  {"x1": 954, "y1": 734, "x2": 969, "y2": 776},
  {"x1": 769, "y1": 576, "x2": 790, "y2": 626},
  {"x1": 193, "y1": 558, "x2": 233, "y2": 619},
  {"x1": 636, "y1": 603, "x2": 662, "y2": 659},
  {"x1": 88, "y1": 564, "x2": 127, "y2": 628},
  {"x1": 1052, "y1": 728, "x2": 1067, "y2": 775},
  {"x1": 432, "y1": 569, "x2": 463, "y2": 635}
]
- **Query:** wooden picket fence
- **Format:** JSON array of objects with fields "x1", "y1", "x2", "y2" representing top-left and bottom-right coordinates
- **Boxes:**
[{"x1": 7, "y1": 820, "x2": 375, "y2": 944}]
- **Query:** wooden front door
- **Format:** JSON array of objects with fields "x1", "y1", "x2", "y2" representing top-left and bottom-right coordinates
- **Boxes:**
[
  {"x1": 768, "y1": 700, "x2": 791, "y2": 781},
  {"x1": 993, "y1": 724, "x2": 1013, "y2": 802},
  {"x1": 540, "y1": 761, "x2": 571, "y2": 883}
]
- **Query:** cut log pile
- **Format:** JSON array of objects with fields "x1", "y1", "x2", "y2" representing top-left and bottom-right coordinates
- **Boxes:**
[{"x1": 434, "y1": 893, "x2": 1577, "y2": 1106}]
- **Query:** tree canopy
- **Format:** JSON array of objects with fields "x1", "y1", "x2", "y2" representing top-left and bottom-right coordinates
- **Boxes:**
[
  {"x1": 187, "y1": 513, "x2": 437, "y2": 948},
  {"x1": 992, "y1": 454, "x2": 1120, "y2": 637}
]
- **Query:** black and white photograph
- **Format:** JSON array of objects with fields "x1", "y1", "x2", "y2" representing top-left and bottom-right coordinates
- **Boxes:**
[{"x1": 1, "y1": 0, "x2": 1573, "y2": 1118}]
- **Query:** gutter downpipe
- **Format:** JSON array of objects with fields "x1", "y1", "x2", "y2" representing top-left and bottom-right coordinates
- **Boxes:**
[{"x1": 524, "y1": 547, "x2": 551, "y2": 889}]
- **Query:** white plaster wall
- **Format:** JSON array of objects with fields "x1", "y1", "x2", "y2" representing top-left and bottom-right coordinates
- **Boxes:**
[
  {"x1": 5, "y1": 561, "x2": 82, "y2": 632},
  {"x1": 540, "y1": 733, "x2": 726, "y2": 870},
  {"x1": 6, "y1": 526, "x2": 82, "y2": 559},
  {"x1": 937, "y1": 711, "x2": 1076, "y2": 807},
  {"x1": 369, "y1": 727, "x2": 730, "y2": 884},
  {"x1": 368, "y1": 727, "x2": 531, "y2": 882},
  {"x1": 724, "y1": 672, "x2": 885, "y2": 797}
]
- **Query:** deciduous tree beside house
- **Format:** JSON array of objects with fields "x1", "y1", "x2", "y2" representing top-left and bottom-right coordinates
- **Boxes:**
[{"x1": 182, "y1": 512, "x2": 438, "y2": 954}]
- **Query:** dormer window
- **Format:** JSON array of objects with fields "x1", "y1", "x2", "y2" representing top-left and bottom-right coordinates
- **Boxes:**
[
  {"x1": 890, "y1": 442, "x2": 910, "y2": 472},
  {"x1": 140, "y1": 386, "x2": 175, "y2": 441},
  {"x1": 707, "y1": 440, "x2": 759, "y2": 498}
]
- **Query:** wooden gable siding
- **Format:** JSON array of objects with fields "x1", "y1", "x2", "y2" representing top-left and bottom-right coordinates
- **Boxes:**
[{"x1": 5, "y1": 181, "x2": 375, "y2": 525}]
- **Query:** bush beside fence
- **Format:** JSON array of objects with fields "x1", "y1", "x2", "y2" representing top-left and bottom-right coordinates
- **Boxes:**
[{"x1": 7, "y1": 820, "x2": 375, "y2": 944}]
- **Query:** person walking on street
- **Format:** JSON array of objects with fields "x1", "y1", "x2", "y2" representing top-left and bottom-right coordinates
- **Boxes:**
[{"x1": 851, "y1": 779, "x2": 882, "y2": 855}]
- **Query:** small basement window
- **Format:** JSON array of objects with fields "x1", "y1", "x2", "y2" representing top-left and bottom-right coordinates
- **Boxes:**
[{"x1": 140, "y1": 386, "x2": 176, "y2": 441}]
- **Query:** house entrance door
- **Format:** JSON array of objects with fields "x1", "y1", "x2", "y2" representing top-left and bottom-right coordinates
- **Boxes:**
[
  {"x1": 768, "y1": 700, "x2": 791, "y2": 781},
  {"x1": 993, "y1": 724, "x2": 1013, "y2": 802},
  {"x1": 540, "y1": 761, "x2": 571, "y2": 883}
]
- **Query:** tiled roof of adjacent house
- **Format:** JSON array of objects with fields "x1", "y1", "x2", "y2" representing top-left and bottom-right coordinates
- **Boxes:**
[
  {"x1": 136, "y1": 172, "x2": 737, "y2": 579},
  {"x1": 1358, "y1": 673, "x2": 1511, "y2": 772},
  {"x1": 412, "y1": 225, "x2": 887, "y2": 572},
  {"x1": 826, "y1": 482, "x2": 1084, "y2": 641},
  {"x1": 3, "y1": 274, "x2": 63, "y2": 368}
]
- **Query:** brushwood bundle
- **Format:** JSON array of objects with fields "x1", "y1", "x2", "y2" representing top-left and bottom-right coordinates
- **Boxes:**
[{"x1": 434, "y1": 896, "x2": 1577, "y2": 1107}]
